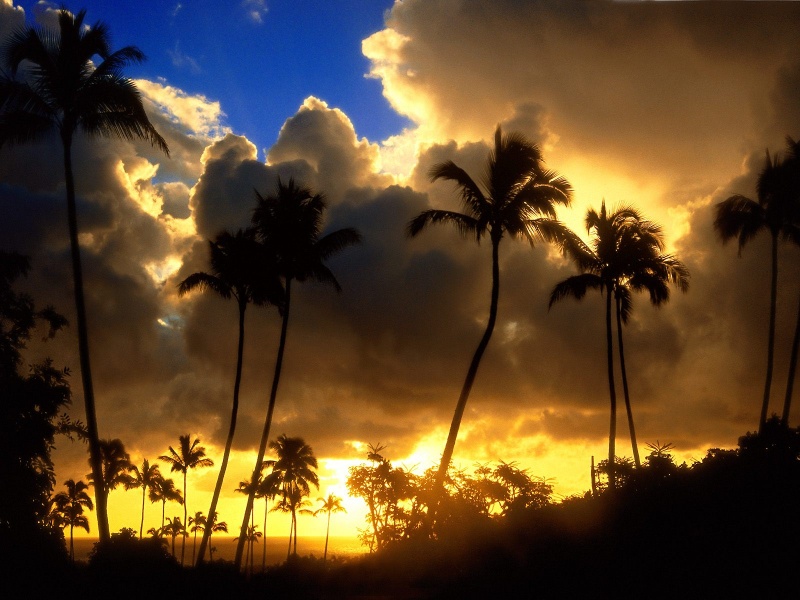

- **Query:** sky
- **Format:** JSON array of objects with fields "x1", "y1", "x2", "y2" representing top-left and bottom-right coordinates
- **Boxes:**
[{"x1": 3, "y1": 0, "x2": 800, "y2": 542}]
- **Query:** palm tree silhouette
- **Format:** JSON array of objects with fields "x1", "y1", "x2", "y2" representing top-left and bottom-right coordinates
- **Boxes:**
[
  {"x1": 188, "y1": 511, "x2": 207, "y2": 566},
  {"x1": 148, "y1": 475, "x2": 182, "y2": 531},
  {"x1": 267, "y1": 435, "x2": 319, "y2": 559},
  {"x1": 159, "y1": 435, "x2": 213, "y2": 565},
  {"x1": 163, "y1": 516, "x2": 186, "y2": 558},
  {"x1": 206, "y1": 513, "x2": 227, "y2": 562},
  {"x1": 550, "y1": 202, "x2": 688, "y2": 486},
  {"x1": 128, "y1": 458, "x2": 162, "y2": 539},
  {"x1": 50, "y1": 479, "x2": 93, "y2": 562},
  {"x1": 257, "y1": 463, "x2": 280, "y2": 571},
  {"x1": 87, "y1": 439, "x2": 134, "y2": 519},
  {"x1": 715, "y1": 143, "x2": 800, "y2": 433},
  {"x1": 407, "y1": 125, "x2": 572, "y2": 516},
  {"x1": 235, "y1": 478, "x2": 260, "y2": 573},
  {"x1": 0, "y1": 8, "x2": 169, "y2": 542},
  {"x1": 314, "y1": 493, "x2": 346, "y2": 562},
  {"x1": 235, "y1": 178, "x2": 361, "y2": 568},
  {"x1": 179, "y1": 228, "x2": 283, "y2": 566}
]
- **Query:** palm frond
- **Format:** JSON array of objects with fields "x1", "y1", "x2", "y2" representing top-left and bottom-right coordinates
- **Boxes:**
[
  {"x1": 177, "y1": 272, "x2": 231, "y2": 299},
  {"x1": 549, "y1": 273, "x2": 603, "y2": 308},
  {"x1": 429, "y1": 160, "x2": 487, "y2": 218},
  {"x1": 714, "y1": 194, "x2": 766, "y2": 254},
  {"x1": 406, "y1": 209, "x2": 480, "y2": 240},
  {"x1": 315, "y1": 227, "x2": 363, "y2": 261}
]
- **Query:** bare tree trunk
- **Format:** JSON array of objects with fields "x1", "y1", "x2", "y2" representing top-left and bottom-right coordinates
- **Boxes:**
[
  {"x1": 781, "y1": 290, "x2": 800, "y2": 426},
  {"x1": 197, "y1": 302, "x2": 247, "y2": 565},
  {"x1": 63, "y1": 133, "x2": 109, "y2": 542},
  {"x1": 605, "y1": 284, "x2": 617, "y2": 490},
  {"x1": 616, "y1": 294, "x2": 640, "y2": 467},
  {"x1": 236, "y1": 279, "x2": 292, "y2": 569},
  {"x1": 760, "y1": 233, "x2": 779, "y2": 433}
]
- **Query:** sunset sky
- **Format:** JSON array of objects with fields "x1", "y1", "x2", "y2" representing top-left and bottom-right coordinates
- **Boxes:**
[{"x1": 3, "y1": 0, "x2": 800, "y2": 542}]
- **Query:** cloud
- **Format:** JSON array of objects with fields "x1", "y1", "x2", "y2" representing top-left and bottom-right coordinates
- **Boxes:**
[
  {"x1": 242, "y1": 0, "x2": 268, "y2": 24},
  {"x1": 167, "y1": 40, "x2": 201, "y2": 74},
  {"x1": 136, "y1": 79, "x2": 229, "y2": 140}
]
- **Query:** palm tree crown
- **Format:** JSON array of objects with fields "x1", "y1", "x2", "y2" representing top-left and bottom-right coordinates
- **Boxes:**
[
  {"x1": 128, "y1": 458, "x2": 161, "y2": 539},
  {"x1": 50, "y1": 478, "x2": 93, "y2": 561},
  {"x1": 407, "y1": 125, "x2": 572, "y2": 522},
  {"x1": 0, "y1": 7, "x2": 169, "y2": 542}
]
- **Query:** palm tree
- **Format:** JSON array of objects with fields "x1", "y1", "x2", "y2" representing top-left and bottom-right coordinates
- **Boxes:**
[
  {"x1": 159, "y1": 435, "x2": 213, "y2": 565},
  {"x1": 128, "y1": 459, "x2": 162, "y2": 539},
  {"x1": 149, "y1": 475, "x2": 182, "y2": 530},
  {"x1": 179, "y1": 229, "x2": 283, "y2": 566},
  {"x1": 188, "y1": 511, "x2": 207, "y2": 566},
  {"x1": 266, "y1": 435, "x2": 319, "y2": 559},
  {"x1": 314, "y1": 494, "x2": 346, "y2": 562},
  {"x1": 235, "y1": 177, "x2": 361, "y2": 567},
  {"x1": 206, "y1": 514, "x2": 227, "y2": 562},
  {"x1": 0, "y1": 8, "x2": 169, "y2": 542},
  {"x1": 235, "y1": 478, "x2": 260, "y2": 572},
  {"x1": 550, "y1": 202, "x2": 689, "y2": 486},
  {"x1": 50, "y1": 479, "x2": 93, "y2": 562},
  {"x1": 257, "y1": 462, "x2": 280, "y2": 571},
  {"x1": 87, "y1": 439, "x2": 134, "y2": 520},
  {"x1": 715, "y1": 143, "x2": 800, "y2": 433},
  {"x1": 407, "y1": 125, "x2": 572, "y2": 515},
  {"x1": 163, "y1": 516, "x2": 185, "y2": 558},
  {"x1": 234, "y1": 524, "x2": 263, "y2": 574}
]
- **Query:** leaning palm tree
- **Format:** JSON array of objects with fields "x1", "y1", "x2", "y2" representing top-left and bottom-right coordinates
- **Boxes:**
[
  {"x1": 180, "y1": 228, "x2": 283, "y2": 566},
  {"x1": 314, "y1": 493, "x2": 346, "y2": 562},
  {"x1": 51, "y1": 479, "x2": 93, "y2": 562},
  {"x1": 235, "y1": 178, "x2": 361, "y2": 567},
  {"x1": 235, "y1": 478, "x2": 260, "y2": 572},
  {"x1": 550, "y1": 202, "x2": 689, "y2": 486},
  {"x1": 715, "y1": 144, "x2": 800, "y2": 433},
  {"x1": 159, "y1": 435, "x2": 213, "y2": 565},
  {"x1": 149, "y1": 475, "x2": 182, "y2": 530},
  {"x1": 407, "y1": 125, "x2": 572, "y2": 515},
  {"x1": 0, "y1": 8, "x2": 169, "y2": 542},
  {"x1": 128, "y1": 458, "x2": 161, "y2": 539}
]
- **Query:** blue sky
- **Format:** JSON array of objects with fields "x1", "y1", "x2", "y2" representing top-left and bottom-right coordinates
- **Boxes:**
[{"x1": 15, "y1": 0, "x2": 411, "y2": 152}]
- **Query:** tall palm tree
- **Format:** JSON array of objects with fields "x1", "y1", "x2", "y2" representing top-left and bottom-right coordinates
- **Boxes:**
[
  {"x1": 0, "y1": 8, "x2": 169, "y2": 542},
  {"x1": 550, "y1": 202, "x2": 689, "y2": 486},
  {"x1": 159, "y1": 435, "x2": 213, "y2": 565},
  {"x1": 715, "y1": 144, "x2": 800, "y2": 433},
  {"x1": 407, "y1": 125, "x2": 572, "y2": 514},
  {"x1": 179, "y1": 228, "x2": 283, "y2": 566},
  {"x1": 235, "y1": 478, "x2": 260, "y2": 572},
  {"x1": 50, "y1": 479, "x2": 93, "y2": 562},
  {"x1": 128, "y1": 458, "x2": 161, "y2": 539},
  {"x1": 257, "y1": 462, "x2": 280, "y2": 571},
  {"x1": 266, "y1": 435, "x2": 319, "y2": 559},
  {"x1": 235, "y1": 177, "x2": 361, "y2": 567},
  {"x1": 148, "y1": 475, "x2": 182, "y2": 530},
  {"x1": 188, "y1": 511, "x2": 207, "y2": 566},
  {"x1": 314, "y1": 493, "x2": 346, "y2": 562}
]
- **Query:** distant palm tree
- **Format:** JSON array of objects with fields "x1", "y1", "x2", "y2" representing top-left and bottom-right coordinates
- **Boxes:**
[
  {"x1": 188, "y1": 511, "x2": 207, "y2": 566},
  {"x1": 206, "y1": 514, "x2": 227, "y2": 562},
  {"x1": 160, "y1": 435, "x2": 213, "y2": 565},
  {"x1": 235, "y1": 478, "x2": 260, "y2": 572},
  {"x1": 0, "y1": 8, "x2": 169, "y2": 542},
  {"x1": 51, "y1": 479, "x2": 93, "y2": 561},
  {"x1": 163, "y1": 516, "x2": 185, "y2": 558},
  {"x1": 257, "y1": 462, "x2": 280, "y2": 571},
  {"x1": 550, "y1": 202, "x2": 689, "y2": 486},
  {"x1": 235, "y1": 178, "x2": 361, "y2": 568},
  {"x1": 179, "y1": 228, "x2": 282, "y2": 566},
  {"x1": 407, "y1": 125, "x2": 572, "y2": 515},
  {"x1": 128, "y1": 459, "x2": 162, "y2": 539},
  {"x1": 267, "y1": 435, "x2": 319, "y2": 559},
  {"x1": 87, "y1": 439, "x2": 134, "y2": 519},
  {"x1": 234, "y1": 524, "x2": 263, "y2": 574},
  {"x1": 149, "y1": 475, "x2": 182, "y2": 530},
  {"x1": 314, "y1": 494, "x2": 346, "y2": 562},
  {"x1": 715, "y1": 143, "x2": 800, "y2": 433}
]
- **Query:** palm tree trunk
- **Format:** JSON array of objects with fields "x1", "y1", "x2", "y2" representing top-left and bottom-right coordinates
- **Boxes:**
[
  {"x1": 161, "y1": 500, "x2": 165, "y2": 530},
  {"x1": 286, "y1": 512, "x2": 293, "y2": 560},
  {"x1": 197, "y1": 302, "x2": 247, "y2": 566},
  {"x1": 262, "y1": 498, "x2": 269, "y2": 571},
  {"x1": 69, "y1": 523, "x2": 74, "y2": 562},
  {"x1": 139, "y1": 486, "x2": 146, "y2": 539},
  {"x1": 181, "y1": 473, "x2": 187, "y2": 566},
  {"x1": 615, "y1": 294, "x2": 640, "y2": 468},
  {"x1": 293, "y1": 508, "x2": 298, "y2": 556},
  {"x1": 236, "y1": 278, "x2": 293, "y2": 569},
  {"x1": 324, "y1": 510, "x2": 331, "y2": 561},
  {"x1": 781, "y1": 290, "x2": 800, "y2": 426},
  {"x1": 760, "y1": 233, "x2": 779, "y2": 433},
  {"x1": 431, "y1": 237, "x2": 501, "y2": 522},
  {"x1": 63, "y1": 133, "x2": 109, "y2": 543},
  {"x1": 605, "y1": 284, "x2": 617, "y2": 490}
]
